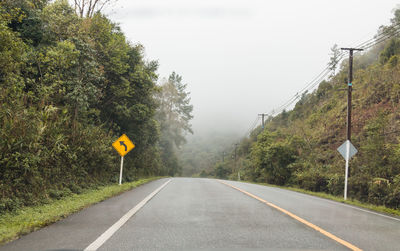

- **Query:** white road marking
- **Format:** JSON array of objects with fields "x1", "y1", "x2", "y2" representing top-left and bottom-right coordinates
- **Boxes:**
[
  {"x1": 299, "y1": 192, "x2": 400, "y2": 222},
  {"x1": 84, "y1": 179, "x2": 172, "y2": 251}
]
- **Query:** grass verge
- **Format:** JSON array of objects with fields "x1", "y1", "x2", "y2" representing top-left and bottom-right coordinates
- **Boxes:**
[
  {"x1": 239, "y1": 180, "x2": 400, "y2": 217},
  {"x1": 0, "y1": 177, "x2": 163, "y2": 245}
]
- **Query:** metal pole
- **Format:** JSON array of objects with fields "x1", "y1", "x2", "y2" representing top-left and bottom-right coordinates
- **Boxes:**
[
  {"x1": 234, "y1": 144, "x2": 237, "y2": 162},
  {"x1": 234, "y1": 143, "x2": 238, "y2": 180},
  {"x1": 258, "y1": 114, "x2": 266, "y2": 129},
  {"x1": 347, "y1": 50, "x2": 353, "y2": 142},
  {"x1": 344, "y1": 140, "x2": 350, "y2": 200},
  {"x1": 119, "y1": 156, "x2": 124, "y2": 185},
  {"x1": 262, "y1": 114, "x2": 265, "y2": 129},
  {"x1": 341, "y1": 47, "x2": 362, "y2": 177}
]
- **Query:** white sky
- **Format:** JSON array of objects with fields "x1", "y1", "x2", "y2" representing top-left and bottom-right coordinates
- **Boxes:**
[{"x1": 107, "y1": 0, "x2": 399, "y2": 136}]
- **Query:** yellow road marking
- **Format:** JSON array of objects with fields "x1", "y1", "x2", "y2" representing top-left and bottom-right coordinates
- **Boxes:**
[{"x1": 219, "y1": 180, "x2": 362, "y2": 251}]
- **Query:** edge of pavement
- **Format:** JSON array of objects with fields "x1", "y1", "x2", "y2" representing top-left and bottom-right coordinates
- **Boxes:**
[
  {"x1": 0, "y1": 176, "x2": 166, "y2": 245},
  {"x1": 230, "y1": 179, "x2": 400, "y2": 218}
]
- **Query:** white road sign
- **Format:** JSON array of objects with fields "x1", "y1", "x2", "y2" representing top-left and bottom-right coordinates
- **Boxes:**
[{"x1": 337, "y1": 141, "x2": 358, "y2": 160}]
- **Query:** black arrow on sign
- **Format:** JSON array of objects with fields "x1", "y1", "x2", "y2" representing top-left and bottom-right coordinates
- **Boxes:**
[{"x1": 119, "y1": 141, "x2": 127, "y2": 151}]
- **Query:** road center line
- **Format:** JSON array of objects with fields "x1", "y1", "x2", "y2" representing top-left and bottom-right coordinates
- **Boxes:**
[
  {"x1": 219, "y1": 180, "x2": 362, "y2": 251},
  {"x1": 84, "y1": 179, "x2": 171, "y2": 251}
]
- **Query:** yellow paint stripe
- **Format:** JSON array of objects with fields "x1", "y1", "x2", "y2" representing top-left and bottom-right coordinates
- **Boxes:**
[{"x1": 219, "y1": 180, "x2": 362, "y2": 251}]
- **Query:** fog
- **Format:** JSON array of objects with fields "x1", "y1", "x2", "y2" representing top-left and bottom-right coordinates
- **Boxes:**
[{"x1": 108, "y1": 0, "x2": 399, "y2": 136}]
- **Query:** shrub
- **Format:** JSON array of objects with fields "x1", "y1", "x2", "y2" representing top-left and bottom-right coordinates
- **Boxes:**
[
  {"x1": 348, "y1": 174, "x2": 372, "y2": 202},
  {"x1": 368, "y1": 178, "x2": 390, "y2": 205},
  {"x1": 326, "y1": 173, "x2": 344, "y2": 196},
  {"x1": 296, "y1": 168, "x2": 329, "y2": 192}
]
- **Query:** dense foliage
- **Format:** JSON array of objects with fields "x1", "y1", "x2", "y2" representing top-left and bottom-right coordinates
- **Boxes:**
[
  {"x1": 203, "y1": 10, "x2": 400, "y2": 210},
  {"x1": 0, "y1": 0, "x2": 192, "y2": 213}
]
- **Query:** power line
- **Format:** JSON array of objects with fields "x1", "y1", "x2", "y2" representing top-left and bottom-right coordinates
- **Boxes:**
[
  {"x1": 265, "y1": 53, "x2": 347, "y2": 116},
  {"x1": 268, "y1": 65, "x2": 336, "y2": 116},
  {"x1": 247, "y1": 116, "x2": 260, "y2": 135},
  {"x1": 241, "y1": 22, "x2": 400, "y2": 140},
  {"x1": 355, "y1": 22, "x2": 400, "y2": 49},
  {"x1": 265, "y1": 23, "x2": 400, "y2": 117},
  {"x1": 225, "y1": 24, "x2": 400, "y2": 167},
  {"x1": 242, "y1": 116, "x2": 260, "y2": 138},
  {"x1": 361, "y1": 29, "x2": 400, "y2": 50},
  {"x1": 258, "y1": 113, "x2": 267, "y2": 129}
]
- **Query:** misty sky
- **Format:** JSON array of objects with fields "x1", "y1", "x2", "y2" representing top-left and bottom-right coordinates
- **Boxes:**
[{"x1": 107, "y1": 0, "x2": 399, "y2": 136}]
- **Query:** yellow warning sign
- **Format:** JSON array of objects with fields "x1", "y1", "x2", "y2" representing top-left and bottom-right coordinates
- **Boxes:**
[{"x1": 112, "y1": 134, "x2": 135, "y2": 157}]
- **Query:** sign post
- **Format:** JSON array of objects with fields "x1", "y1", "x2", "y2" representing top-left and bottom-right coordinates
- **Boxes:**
[
  {"x1": 119, "y1": 156, "x2": 124, "y2": 185},
  {"x1": 337, "y1": 140, "x2": 357, "y2": 200},
  {"x1": 112, "y1": 134, "x2": 135, "y2": 185}
]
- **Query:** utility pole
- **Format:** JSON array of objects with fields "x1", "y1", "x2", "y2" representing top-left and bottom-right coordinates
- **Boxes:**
[
  {"x1": 234, "y1": 144, "x2": 238, "y2": 162},
  {"x1": 222, "y1": 151, "x2": 225, "y2": 163},
  {"x1": 340, "y1": 47, "x2": 363, "y2": 176},
  {"x1": 341, "y1": 48, "x2": 363, "y2": 142},
  {"x1": 339, "y1": 47, "x2": 362, "y2": 200},
  {"x1": 258, "y1": 113, "x2": 267, "y2": 129},
  {"x1": 233, "y1": 143, "x2": 239, "y2": 180}
]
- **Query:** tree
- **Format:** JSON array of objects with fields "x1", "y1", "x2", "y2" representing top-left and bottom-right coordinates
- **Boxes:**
[
  {"x1": 157, "y1": 72, "x2": 193, "y2": 148},
  {"x1": 156, "y1": 72, "x2": 193, "y2": 176},
  {"x1": 250, "y1": 131, "x2": 297, "y2": 185},
  {"x1": 0, "y1": 0, "x2": 165, "y2": 213},
  {"x1": 328, "y1": 44, "x2": 341, "y2": 77},
  {"x1": 214, "y1": 162, "x2": 230, "y2": 179}
]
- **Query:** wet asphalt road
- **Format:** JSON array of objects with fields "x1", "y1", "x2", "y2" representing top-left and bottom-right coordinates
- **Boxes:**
[{"x1": 1, "y1": 178, "x2": 400, "y2": 251}]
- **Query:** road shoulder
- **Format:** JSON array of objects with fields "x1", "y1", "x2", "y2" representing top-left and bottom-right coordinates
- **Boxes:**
[{"x1": 0, "y1": 177, "x2": 167, "y2": 250}]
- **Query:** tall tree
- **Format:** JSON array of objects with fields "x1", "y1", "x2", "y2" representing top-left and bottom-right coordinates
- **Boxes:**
[
  {"x1": 157, "y1": 72, "x2": 193, "y2": 148},
  {"x1": 328, "y1": 44, "x2": 341, "y2": 77},
  {"x1": 156, "y1": 72, "x2": 193, "y2": 176}
]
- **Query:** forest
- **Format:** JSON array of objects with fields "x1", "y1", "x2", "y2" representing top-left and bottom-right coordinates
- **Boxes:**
[
  {"x1": 0, "y1": 0, "x2": 193, "y2": 213},
  {"x1": 192, "y1": 9, "x2": 400, "y2": 210}
]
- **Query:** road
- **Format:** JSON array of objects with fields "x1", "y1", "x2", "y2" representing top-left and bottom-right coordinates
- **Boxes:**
[{"x1": 1, "y1": 178, "x2": 400, "y2": 251}]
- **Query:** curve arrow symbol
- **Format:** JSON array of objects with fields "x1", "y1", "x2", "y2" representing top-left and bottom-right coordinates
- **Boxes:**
[{"x1": 119, "y1": 141, "x2": 127, "y2": 151}]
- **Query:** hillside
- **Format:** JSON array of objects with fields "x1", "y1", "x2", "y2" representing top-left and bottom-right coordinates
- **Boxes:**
[{"x1": 207, "y1": 10, "x2": 400, "y2": 210}]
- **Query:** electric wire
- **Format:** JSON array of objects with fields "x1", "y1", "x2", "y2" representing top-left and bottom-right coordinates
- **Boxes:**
[
  {"x1": 241, "y1": 116, "x2": 260, "y2": 138},
  {"x1": 267, "y1": 24, "x2": 400, "y2": 117},
  {"x1": 361, "y1": 29, "x2": 400, "y2": 50},
  {"x1": 247, "y1": 22, "x2": 400, "y2": 137},
  {"x1": 219, "y1": 22, "x2": 400, "y2": 164},
  {"x1": 354, "y1": 22, "x2": 400, "y2": 50}
]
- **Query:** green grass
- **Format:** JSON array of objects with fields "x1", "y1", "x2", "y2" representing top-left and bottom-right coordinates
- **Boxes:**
[
  {"x1": 238, "y1": 180, "x2": 400, "y2": 217},
  {"x1": 0, "y1": 177, "x2": 163, "y2": 245}
]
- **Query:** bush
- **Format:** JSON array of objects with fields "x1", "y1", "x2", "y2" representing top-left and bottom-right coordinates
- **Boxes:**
[
  {"x1": 48, "y1": 188, "x2": 72, "y2": 200},
  {"x1": 0, "y1": 198, "x2": 22, "y2": 212},
  {"x1": 384, "y1": 175, "x2": 400, "y2": 209},
  {"x1": 326, "y1": 173, "x2": 344, "y2": 196},
  {"x1": 385, "y1": 184, "x2": 400, "y2": 209},
  {"x1": 348, "y1": 174, "x2": 371, "y2": 202},
  {"x1": 68, "y1": 183, "x2": 83, "y2": 194},
  {"x1": 214, "y1": 163, "x2": 230, "y2": 179},
  {"x1": 368, "y1": 178, "x2": 390, "y2": 205},
  {"x1": 296, "y1": 168, "x2": 329, "y2": 192},
  {"x1": 199, "y1": 170, "x2": 208, "y2": 178}
]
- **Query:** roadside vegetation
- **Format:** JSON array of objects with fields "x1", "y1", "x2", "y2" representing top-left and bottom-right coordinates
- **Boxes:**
[
  {"x1": 194, "y1": 8, "x2": 400, "y2": 212},
  {"x1": 0, "y1": 0, "x2": 192, "y2": 214}
]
